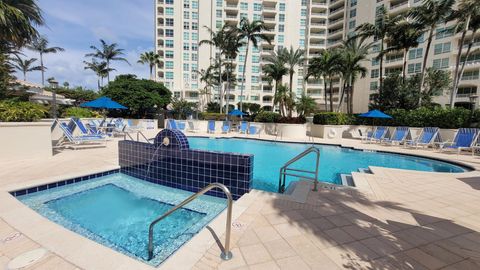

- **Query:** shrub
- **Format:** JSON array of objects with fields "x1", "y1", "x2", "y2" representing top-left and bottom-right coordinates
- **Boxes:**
[
  {"x1": 254, "y1": 111, "x2": 282, "y2": 123},
  {"x1": 313, "y1": 112, "x2": 355, "y2": 125},
  {"x1": 277, "y1": 116, "x2": 307, "y2": 124},
  {"x1": 0, "y1": 101, "x2": 48, "y2": 122},
  {"x1": 199, "y1": 112, "x2": 226, "y2": 121},
  {"x1": 62, "y1": 107, "x2": 99, "y2": 118}
]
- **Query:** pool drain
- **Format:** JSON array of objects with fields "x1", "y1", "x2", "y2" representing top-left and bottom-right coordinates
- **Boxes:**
[{"x1": 7, "y1": 248, "x2": 47, "y2": 269}]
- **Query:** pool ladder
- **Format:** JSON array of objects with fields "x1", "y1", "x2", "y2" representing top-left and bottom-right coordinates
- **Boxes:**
[
  {"x1": 147, "y1": 183, "x2": 233, "y2": 261},
  {"x1": 278, "y1": 146, "x2": 320, "y2": 193},
  {"x1": 123, "y1": 130, "x2": 151, "y2": 143}
]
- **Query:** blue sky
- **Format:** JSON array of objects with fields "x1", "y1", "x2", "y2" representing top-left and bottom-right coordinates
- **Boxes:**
[{"x1": 17, "y1": 0, "x2": 153, "y2": 89}]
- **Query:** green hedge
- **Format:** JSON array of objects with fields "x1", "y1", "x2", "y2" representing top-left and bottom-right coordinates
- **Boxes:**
[
  {"x1": 313, "y1": 107, "x2": 474, "y2": 128},
  {"x1": 0, "y1": 101, "x2": 48, "y2": 122},
  {"x1": 254, "y1": 112, "x2": 282, "y2": 123},
  {"x1": 62, "y1": 107, "x2": 100, "y2": 118},
  {"x1": 199, "y1": 112, "x2": 226, "y2": 121}
]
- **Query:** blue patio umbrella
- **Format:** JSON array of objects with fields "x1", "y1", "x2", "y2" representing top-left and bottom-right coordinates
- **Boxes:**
[
  {"x1": 80, "y1": 96, "x2": 127, "y2": 110},
  {"x1": 228, "y1": 109, "x2": 245, "y2": 116},
  {"x1": 359, "y1": 109, "x2": 392, "y2": 119}
]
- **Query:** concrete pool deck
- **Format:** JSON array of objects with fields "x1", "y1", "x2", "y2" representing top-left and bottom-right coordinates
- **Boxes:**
[{"x1": 1, "y1": 129, "x2": 480, "y2": 269}]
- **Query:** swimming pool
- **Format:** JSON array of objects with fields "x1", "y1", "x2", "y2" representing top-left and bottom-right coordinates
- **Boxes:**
[
  {"x1": 18, "y1": 173, "x2": 226, "y2": 266},
  {"x1": 188, "y1": 137, "x2": 469, "y2": 192}
]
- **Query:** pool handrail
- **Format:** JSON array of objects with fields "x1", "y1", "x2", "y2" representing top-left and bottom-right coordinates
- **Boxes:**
[
  {"x1": 147, "y1": 183, "x2": 233, "y2": 261},
  {"x1": 278, "y1": 146, "x2": 320, "y2": 193}
]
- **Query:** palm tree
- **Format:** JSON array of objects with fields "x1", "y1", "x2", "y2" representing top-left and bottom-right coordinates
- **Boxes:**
[
  {"x1": 0, "y1": 0, "x2": 44, "y2": 47},
  {"x1": 83, "y1": 59, "x2": 114, "y2": 90},
  {"x1": 354, "y1": 6, "x2": 397, "y2": 94},
  {"x1": 223, "y1": 28, "x2": 244, "y2": 114},
  {"x1": 274, "y1": 84, "x2": 292, "y2": 117},
  {"x1": 296, "y1": 94, "x2": 316, "y2": 117},
  {"x1": 27, "y1": 36, "x2": 64, "y2": 86},
  {"x1": 199, "y1": 25, "x2": 230, "y2": 113},
  {"x1": 306, "y1": 49, "x2": 341, "y2": 112},
  {"x1": 279, "y1": 46, "x2": 305, "y2": 116},
  {"x1": 409, "y1": 0, "x2": 455, "y2": 98},
  {"x1": 263, "y1": 48, "x2": 288, "y2": 114},
  {"x1": 449, "y1": 0, "x2": 480, "y2": 108},
  {"x1": 337, "y1": 38, "x2": 370, "y2": 113},
  {"x1": 196, "y1": 66, "x2": 218, "y2": 108},
  {"x1": 11, "y1": 55, "x2": 41, "y2": 81},
  {"x1": 387, "y1": 17, "x2": 423, "y2": 82},
  {"x1": 138, "y1": 51, "x2": 161, "y2": 80},
  {"x1": 236, "y1": 18, "x2": 272, "y2": 112},
  {"x1": 86, "y1": 39, "x2": 130, "y2": 82}
]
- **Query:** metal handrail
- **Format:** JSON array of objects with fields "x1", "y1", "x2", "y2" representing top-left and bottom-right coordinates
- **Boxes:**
[
  {"x1": 147, "y1": 183, "x2": 233, "y2": 261},
  {"x1": 136, "y1": 130, "x2": 150, "y2": 143},
  {"x1": 278, "y1": 146, "x2": 320, "y2": 193},
  {"x1": 123, "y1": 130, "x2": 152, "y2": 144}
]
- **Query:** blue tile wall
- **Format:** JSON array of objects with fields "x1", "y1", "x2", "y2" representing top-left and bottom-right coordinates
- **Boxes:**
[
  {"x1": 9, "y1": 169, "x2": 119, "y2": 197},
  {"x1": 119, "y1": 130, "x2": 253, "y2": 199}
]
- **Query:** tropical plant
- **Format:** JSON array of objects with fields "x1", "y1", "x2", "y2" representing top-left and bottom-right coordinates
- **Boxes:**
[
  {"x1": 417, "y1": 68, "x2": 452, "y2": 106},
  {"x1": 409, "y1": 0, "x2": 455, "y2": 98},
  {"x1": 0, "y1": 101, "x2": 47, "y2": 122},
  {"x1": 138, "y1": 51, "x2": 161, "y2": 80},
  {"x1": 354, "y1": 5, "x2": 398, "y2": 93},
  {"x1": 263, "y1": 48, "x2": 288, "y2": 112},
  {"x1": 254, "y1": 111, "x2": 281, "y2": 123},
  {"x1": 63, "y1": 81, "x2": 69, "y2": 88},
  {"x1": 450, "y1": 1, "x2": 480, "y2": 107},
  {"x1": 11, "y1": 55, "x2": 41, "y2": 81},
  {"x1": 206, "y1": 102, "x2": 221, "y2": 113},
  {"x1": 86, "y1": 39, "x2": 130, "y2": 82},
  {"x1": 196, "y1": 66, "x2": 218, "y2": 109},
  {"x1": 387, "y1": 17, "x2": 423, "y2": 82},
  {"x1": 101, "y1": 74, "x2": 171, "y2": 118},
  {"x1": 199, "y1": 25, "x2": 231, "y2": 113},
  {"x1": 296, "y1": 94, "x2": 316, "y2": 117},
  {"x1": 279, "y1": 47, "x2": 305, "y2": 113},
  {"x1": 273, "y1": 84, "x2": 295, "y2": 117},
  {"x1": 171, "y1": 97, "x2": 197, "y2": 119},
  {"x1": 62, "y1": 107, "x2": 99, "y2": 118},
  {"x1": 371, "y1": 72, "x2": 421, "y2": 111},
  {"x1": 0, "y1": 0, "x2": 44, "y2": 47},
  {"x1": 337, "y1": 38, "x2": 370, "y2": 113},
  {"x1": 83, "y1": 59, "x2": 114, "y2": 90},
  {"x1": 27, "y1": 36, "x2": 64, "y2": 86},
  {"x1": 236, "y1": 18, "x2": 272, "y2": 112},
  {"x1": 222, "y1": 27, "x2": 243, "y2": 115}
]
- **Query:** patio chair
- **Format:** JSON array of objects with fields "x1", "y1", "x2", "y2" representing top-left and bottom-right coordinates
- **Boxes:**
[
  {"x1": 361, "y1": 127, "x2": 377, "y2": 142},
  {"x1": 207, "y1": 120, "x2": 216, "y2": 133},
  {"x1": 381, "y1": 127, "x2": 410, "y2": 145},
  {"x1": 186, "y1": 121, "x2": 199, "y2": 133},
  {"x1": 166, "y1": 119, "x2": 179, "y2": 130},
  {"x1": 56, "y1": 120, "x2": 107, "y2": 149},
  {"x1": 72, "y1": 118, "x2": 107, "y2": 138},
  {"x1": 364, "y1": 126, "x2": 387, "y2": 143},
  {"x1": 405, "y1": 127, "x2": 439, "y2": 149},
  {"x1": 126, "y1": 119, "x2": 142, "y2": 131},
  {"x1": 239, "y1": 121, "x2": 248, "y2": 134},
  {"x1": 222, "y1": 121, "x2": 231, "y2": 134},
  {"x1": 249, "y1": 125, "x2": 259, "y2": 135},
  {"x1": 440, "y1": 128, "x2": 479, "y2": 154}
]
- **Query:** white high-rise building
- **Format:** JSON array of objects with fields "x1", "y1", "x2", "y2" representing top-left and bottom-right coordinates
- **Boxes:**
[{"x1": 155, "y1": 0, "x2": 480, "y2": 113}]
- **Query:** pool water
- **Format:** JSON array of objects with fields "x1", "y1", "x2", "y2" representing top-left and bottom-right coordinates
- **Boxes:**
[
  {"x1": 188, "y1": 137, "x2": 468, "y2": 192},
  {"x1": 19, "y1": 173, "x2": 226, "y2": 266}
]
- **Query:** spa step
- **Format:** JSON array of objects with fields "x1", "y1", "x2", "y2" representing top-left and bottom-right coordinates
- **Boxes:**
[
  {"x1": 340, "y1": 174, "x2": 356, "y2": 187},
  {"x1": 358, "y1": 168, "x2": 372, "y2": 174}
]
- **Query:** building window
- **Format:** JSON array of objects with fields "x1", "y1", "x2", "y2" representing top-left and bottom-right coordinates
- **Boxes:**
[
  {"x1": 192, "y1": 12, "x2": 198, "y2": 20},
  {"x1": 278, "y1": 35, "x2": 284, "y2": 43},
  {"x1": 350, "y1": 9, "x2": 356, "y2": 18},
  {"x1": 192, "y1": 22, "x2": 198, "y2": 30},
  {"x1": 299, "y1": 39, "x2": 305, "y2": 47},
  {"x1": 192, "y1": 53, "x2": 198, "y2": 61},
  {"x1": 183, "y1": 32, "x2": 189, "y2": 40},
  {"x1": 432, "y1": 58, "x2": 449, "y2": 69},
  {"x1": 279, "y1": 14, "x2": 285, "y2": 22},
  {"x1": 251, "y1": 76, "x2": 259, "y2": 83},
  {"x1": 165, "y1": 7, "x2": 174, "y2": 16},
  {"x1": 165, "y1": 61, "x2": 174, "y2": 69},
  {"x1": 216, "y1": 20, "x2": 222, "y2": 28},
  {"x1": 240, "y1": 2, "x2": 248, "y2": 10},
  {"x1": 166, "y1": 29, "x2": 174, "y2": 37},
  {"x1": 407, "y1": 63, "x2": 422, "y2": 74},
  {"x1": 183, "y1": 63, "x2": 189, "y2": 71},
  {"x1": 183, "y1": 52, "x2": 189, "y2": 61},
  {"x1": 371, "y1": 69, "x2": 379, "y2": 78},
  {"x1": 279, "y1": 3, "x2": 285, "y2": 11},
  {"x1": 165, "y1": 51, "x2": 174, "y2": 58},
  {"x1": 239, "y1": 55, "x2": 245, "y2": 62},
  {"x1": 183, "y1": 42, "x2": 189, "y2": 50},
  {"x1": 192, "y1": 1, "x2": 198, "y2": 9},
  {"x1": 300, "y1": 29, "x2": 305, "y2": 37},
  {"x1": 252, "y1": 55, "x2": 260, "y2": 63},
  {"x1": 278, "y1": 25, "x2": 284, "y2": 32},
  {"x1": 183, "y1": 11, "x2": 189, "y2": 19},
  {"x1": 436, "y1": 27, "x2": 454, "y2": 39},
  {"x1": 253, "y1": 3, "x2": 262, "y2": 11},
  {"x1": 252, "y1": 66, "x2": 259, "y2": 73},
  {"x1": 238, "y1": 65, "x2": 245, "y2": 73},
  {"x1": 166, "y1": 0, "x2": 174, "y2": 4},
  {"x1": 216, "y1": 0, "x2": 222, "y2": 7},
  {"x1": 253, "y1": 14, "x2": 261, "y2": 20},
  {"x1": 192, "y1": 33, "x2": 198, "y2": 40},
  {"x1": 166, "y1": 72, "x2": 174, "y2": 80},
  {"x1": 434, "y1": 42, "x2": 451, "y2": 55},
  {"x1": 301, "y1": 9, "x2": 306, "y2": 16},
  {"x1": 191, "y1": 43, "x2": 198, "y2": 51},
  {"x1": 166, "y1": 18, "x2": 174, "y2": 26},
  {"x1": 300, "y1": 18, "x2": 306, "y2": 27},
  {"x1": 166, "y1": 40, "x2": 174, "y2": 48},
  {"x1": 216, "y1": 10, "x2": 222, "y2": 17},
  {"x1": 349, "y1": 20, "x2": 356, "y2": 29},
  {"x1": 408, "y1": 48, "x2": 423, "y2": 59},
  {"x1": 351, "y1": 0, "x2": 357, "y2": 6},
  {"x1": 370, "y1": 81, "x2": 378, "y2": 90},
  {"x1": 372, "y1": 58, "x2": 379, "y2": 66},
  {"x1": 184, "y1": 0, "x2": 189, "y2": 8}
]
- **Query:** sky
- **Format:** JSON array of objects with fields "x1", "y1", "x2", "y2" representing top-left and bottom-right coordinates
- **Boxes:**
[{"x1": 16, "y1": 0, "x2": 154, "y2": 90}]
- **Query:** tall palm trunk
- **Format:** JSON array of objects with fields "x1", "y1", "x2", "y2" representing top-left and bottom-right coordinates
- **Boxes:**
[
  {"x1": 288, "y1": 70, "x2": 294, "y2": 117},
  {"x1": 329, "y1": 79, "x2": 334, "y2": 112},
  {"x1": 323, "y1": 79, "x2": 328, "y2": 112},
  {"x1": 106, "y1": 60, "x2": 111, "y2": 82},
  {"x1": 402, "y1": 48, "x2": 408, "y2": 83},
  {"x1": 225, "y1": 60, "x2": 233, "y2": 117},
  {"x1": 23, "y1": 71, "x2": 27, "y2": 81},
  {"x1": 450, "y1": 17, "x2": 470, "y2": 108},
  {"x1": 240, "y1": 44, "x2": 249, "y2": 112},
  {"x1": 454, "y1": 29, "x2": 478, "y2": 104},
  {"x1": 348, "y1": 77, "x2": 354, "y2": 114},
  {"x1": 419, "y1": 27, "x2": 435, "y2": 102},
  {"x1": 378, "y1": 39, "x2": 384, "y2": 94},
  {"x1": 97, "y1": 78, "x2": 101, "y2": 91},
  {"x1": 40, "y1": 52, "x2": 45, "y2": 86},
  {"x1": 337, "y1": 80, "x2": 347, "y2": 112},
  {"x1": 149, "y1": 64, "x2": 154, "y2": 80},
  {"x1": 218, "y1": 58, "x2": 223, "y2": 114}
]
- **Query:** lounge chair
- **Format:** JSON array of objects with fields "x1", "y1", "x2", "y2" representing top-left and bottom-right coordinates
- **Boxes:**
[
  {"x1": 126, "y1": 119, "x2": 142, "y2": 131},
  {"x1": 440, "y1": 128, "x2": 479, "y2": 154},
  {"x1": 56, "y1": 120, "x2": 107, "y2": 149},
  {"x1": 405, "y1": 127, "x2": 439, "y2": 149},
  {"x1": 239, "y1": 121, "x2": 248, "y2": 134},
  {"x1": 381, "y1": 127, "x2": 410, "y2": 145},
  {"x1": 166, "y1": 119, "x2": 179, "y2": 130},
  {"x1": 222, "y1": 121, "x2": 231, "y2": 133},
  {"x1": 364, "y1": 126, "x2": 387, "y2": 143},
  {"x1": 207, "y1": 120, "x2": 216, "y2": 133},
  {"x1": 361, "y1": 127, "x2": 376, "y2": 142},
  {"x1": 249, "y1": 125, "x2": 259, "y2": 135},
  {"x1": 186, "y1": 121, "x2": 199, "y2": 133},
  {"x1": 72, "y1": 118, "x2": 107, "y2": 138}
]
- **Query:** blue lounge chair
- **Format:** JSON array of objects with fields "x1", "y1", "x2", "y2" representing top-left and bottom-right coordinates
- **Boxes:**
[
  {"x1": 364, "y1": 126, "x2": 387, "y2": 143},
  {"x1": 56, "y1": 120, "x2": 106, "y2": 148},
  {"x1": 222, "y1": 121, "x2": 231, "y2": 133},
  {"x1": 239, "y1": 121, "x2": 248, "y2": 134},
  {"x1": 126, "y1": 119, "x2": 142, "y2": 131},
  {"x1": 381, "y1": 127, "x2": 410, "y2": 145},
  {"x1": 361, "y1": 127, "x2": 376, "y2": 142},
  {"x1": 405, "y1": 127, "x2": 439, "y2": 148},
  {"x1": 166, "y1": 119, "x2": 178, "y2": 130},
  {"x1": 87, "y1": 120, "x2": 112, "y2": 136},
  {"x1": 440, "y1": 128, "x2": 479, "y2": 154},
  {"x1": 186, "y1": 121, "x2": 199, "y2": 132},
  {"x1": 249, "y1": 125, "x2": 259, "y2": 135},
  {"x1": 207, "y1": 120, "x2": 216, "y2": 133},
  {"x1": 72, "y1": 118, "x2": 106, "y2": 138}
]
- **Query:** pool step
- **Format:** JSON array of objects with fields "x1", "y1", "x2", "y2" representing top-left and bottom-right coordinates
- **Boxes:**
[
  {"x1": 358, "y1": 168, "x2": 372, "y2": 174},
  {"x1": 340, "y1": 174, "x2": 356, "y2": 187}
]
